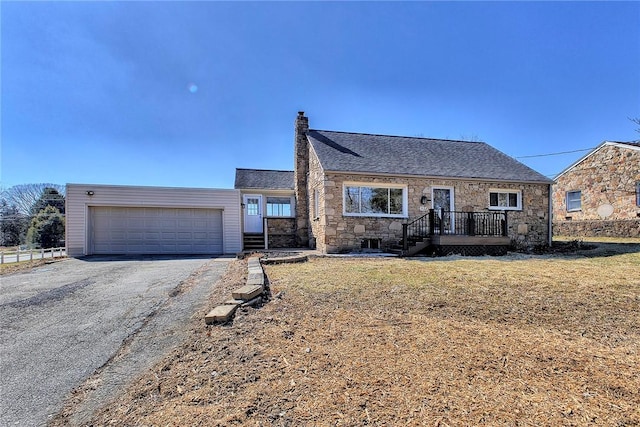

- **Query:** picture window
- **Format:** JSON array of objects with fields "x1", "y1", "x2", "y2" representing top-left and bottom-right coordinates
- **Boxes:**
[{"x1": 343, "y1": 184, "x2": 407, "y2": 217}]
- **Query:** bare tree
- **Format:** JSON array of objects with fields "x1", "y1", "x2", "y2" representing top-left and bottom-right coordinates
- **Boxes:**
[
  {"x1": 0, "y1": 183, "x2": 65, "y2": 216},
  {"x1": 630, "y1": 117, "x2": 640, "y2": 141}
]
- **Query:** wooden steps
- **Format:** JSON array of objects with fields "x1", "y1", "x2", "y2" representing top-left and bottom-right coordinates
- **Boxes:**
[{"x1": 243, "y1": 233, "x2": 265, "y2": 250}]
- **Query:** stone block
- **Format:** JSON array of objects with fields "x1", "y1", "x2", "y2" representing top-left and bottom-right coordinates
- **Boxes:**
[
  {"x1": 232, "y1": 285, "x2": 263, "y2": 301},
  {"x1": 389, "y1": 221, "x2": 402, "y2": 231},
  {"x1": 247, "y1": 259, "x2": 261, "y2": 268},
  {"x1": 205, "y1": 305, "x2": 237, "y2": 324},
  {"x1": 247, "y1": 275, "x2": 264, "y2": 286},
  {"x1": 325, "y1": 227, "x2": 337, "y2": 236},
  {"x1": 248, "y1": 266, "x2": 263, "y2": 275}
]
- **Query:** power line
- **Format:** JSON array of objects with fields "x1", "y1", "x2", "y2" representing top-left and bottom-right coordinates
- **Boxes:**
[{"x1": 516, "y1": 147, "x2": 596, "y2": 159}]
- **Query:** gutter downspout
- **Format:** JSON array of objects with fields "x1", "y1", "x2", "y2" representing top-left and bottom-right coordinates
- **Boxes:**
[{"x1": 548, "y1": 183, "x2": 553, "y2": 246}]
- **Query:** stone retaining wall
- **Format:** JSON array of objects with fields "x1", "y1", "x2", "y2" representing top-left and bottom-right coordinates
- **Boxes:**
[{"x1": 553, "y1": 219, "x2": 640, "y2": 238}]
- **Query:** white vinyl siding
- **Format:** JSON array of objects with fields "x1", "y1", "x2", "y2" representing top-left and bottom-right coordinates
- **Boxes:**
[{"x1": 66, "y1": 184, "x2": 242, "y2": 256}]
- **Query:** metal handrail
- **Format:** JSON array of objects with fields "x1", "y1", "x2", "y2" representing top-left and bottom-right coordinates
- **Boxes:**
[{"x1": 402, "y1": 210, "x2": 508, "y2": 250}]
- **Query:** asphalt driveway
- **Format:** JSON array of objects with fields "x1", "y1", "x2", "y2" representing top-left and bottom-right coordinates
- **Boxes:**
[{"x1": 0, "y1": 255, "x2": 230, "y2": 427}]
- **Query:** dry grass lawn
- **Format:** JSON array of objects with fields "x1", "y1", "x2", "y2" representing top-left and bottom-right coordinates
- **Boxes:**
[{"x1": 83, "y1": 249, "x2": 639, "y2": 426}]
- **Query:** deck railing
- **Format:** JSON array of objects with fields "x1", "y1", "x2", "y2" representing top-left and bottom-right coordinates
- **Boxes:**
[{"x1": 402, "y1": 210, "x2": 507, "y2": 250}]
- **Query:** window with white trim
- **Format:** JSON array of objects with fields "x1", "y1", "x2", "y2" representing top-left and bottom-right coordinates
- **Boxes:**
[
  {"x1": 343, "y1": 184, "x2": 407, "y2": 217},
  {"x1": 266, "y1": 196, "x2": 292, "y2": 217},
  {"x1": 566, "y1": 190, "x2": 582, "y2": 211},
  {"x1": 636, "y1": 182, "x2": 640, "y2": 207},
  {"x1": 489, "y1": 189, "x2": 522, "y2": 210}
]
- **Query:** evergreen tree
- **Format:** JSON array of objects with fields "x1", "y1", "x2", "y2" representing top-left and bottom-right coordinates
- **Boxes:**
[
  {"x1": 30, "y1": 187, "x2": 65, "y2": 215},
  {"x1": 0, "y1": 201, "x2": 28, "y2": 246},
  {"x1": 26, "y1": 206, "x2": 65, "y2": 249}
]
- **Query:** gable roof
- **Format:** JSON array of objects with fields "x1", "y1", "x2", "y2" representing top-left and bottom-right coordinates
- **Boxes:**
[
  {"x1": 234, "y1": 168, "x2": 294, "y2": 190},
  {"x1": 555, "y1": 141, "x2": 640, "y2": 180},
  {"x1": 306, "y1": 130, "x2": 553, "y2": 184}
]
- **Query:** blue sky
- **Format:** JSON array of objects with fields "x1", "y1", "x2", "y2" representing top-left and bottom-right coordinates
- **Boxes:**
[{"x1": 2, "y1": 1, "x2": 639, "y2": 190}]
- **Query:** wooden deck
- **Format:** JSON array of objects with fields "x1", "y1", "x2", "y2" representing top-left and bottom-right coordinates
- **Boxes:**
[{"x1": 430, "y1": 235, "x2": 511, "y2": 246}]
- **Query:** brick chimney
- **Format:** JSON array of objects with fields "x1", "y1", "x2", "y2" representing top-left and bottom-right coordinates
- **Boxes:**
[{"x1": 294, "y1": 111, "x2": 309, "y2": 246}]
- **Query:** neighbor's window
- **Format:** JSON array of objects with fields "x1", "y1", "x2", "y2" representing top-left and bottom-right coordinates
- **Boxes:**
[
  {"x1": 343, "y1": 184, "x2": 406, "y2": 217},
  {"x1": 566, "y1": 190, "x2": 582, "y2": 211},
  {"x1": 489, "y1": 189, "x2": 522, "y2": 210},
  {"x1": 266, "y1": 197, "x2": 292, "y2": 216},
  {"x1": 636, "y1": 182, "x2": 640, "y2": 207}
]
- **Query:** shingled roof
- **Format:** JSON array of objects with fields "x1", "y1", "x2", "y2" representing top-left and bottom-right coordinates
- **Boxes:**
[
  {"x1": 234, "y1": 168, "x2": 294, "y2": 190},
  {"x1": 306, "y1": 130, "x2": 553, "y2": 183}
]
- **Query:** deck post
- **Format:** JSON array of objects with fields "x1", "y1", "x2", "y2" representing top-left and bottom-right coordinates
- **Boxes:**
[
  {"x1": 428, "y1": 209, "x2": 435, "y2": 235},
  {"x1": 468, "y1": 212, "x2": 475, "y2": 236},
  {"x1": 402, "y1": 223, "x2": 408, "y2": 251},
  {"x1": 263, "y1": 217, "x2": 269, "y2": 250},
  {"x1": 502, "y1": 211, "x2": 508, "y2": 236}
]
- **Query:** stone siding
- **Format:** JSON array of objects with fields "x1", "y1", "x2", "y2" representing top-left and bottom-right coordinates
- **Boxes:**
[
  {"x1": 553, "y1": 219, "x2": 640, "y2": 238},
  {"x1": 308, "y1": 165, "x2": 551, "y2": 253},
  {"x1": 553, "y1": 144, "x2": 640, "y2": 228},
  {"x1": 265, "y1": 217, "x2": 296, "y2": 248}
]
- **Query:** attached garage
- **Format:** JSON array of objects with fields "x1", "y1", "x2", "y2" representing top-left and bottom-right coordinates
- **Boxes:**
[
  {"x1": 90, "y1": 207, "x2": 223, "y2": 255},
  {"x1": 66, "y1": 184, "x2": 242, "y2": 257}
]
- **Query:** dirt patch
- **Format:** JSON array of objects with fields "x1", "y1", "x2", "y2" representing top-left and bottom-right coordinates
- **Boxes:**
[
  {"x1": 0, "y1": 257, "x2": 67, "y2": 276},
  {"x1": 64, "y1": 250, "x2": 640, "y2": 426}
]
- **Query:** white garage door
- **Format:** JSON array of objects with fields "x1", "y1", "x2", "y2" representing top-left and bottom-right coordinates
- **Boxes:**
[{"x1": 90, "y1": 207, "x2": 223, "y2": 254}]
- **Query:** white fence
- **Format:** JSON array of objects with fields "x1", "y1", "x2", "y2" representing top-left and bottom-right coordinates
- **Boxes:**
[{"x1": 0, "y1": 247, "x2": 67, "y2": 264}]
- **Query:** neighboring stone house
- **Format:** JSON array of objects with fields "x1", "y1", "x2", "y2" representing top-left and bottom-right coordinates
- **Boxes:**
[
  {"x1": 552, "y1": 141, "x2": 640, "y2": 237},
  {"x1": 238, "y1": 112, "x2": 554, "y2": 254}
]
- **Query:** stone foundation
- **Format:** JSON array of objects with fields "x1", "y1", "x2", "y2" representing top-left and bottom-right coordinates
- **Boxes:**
[
  {"x1": 266, "y1": 218, "x2": 296, "y2": 248},
  {"x1": 553, "y1": 219, "x2": 640, "y2": 238}
]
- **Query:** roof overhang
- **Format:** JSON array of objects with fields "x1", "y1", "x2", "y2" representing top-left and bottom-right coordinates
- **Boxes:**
[{"x1": 324, "y1": 170, "x2": 554, "y2": 185}]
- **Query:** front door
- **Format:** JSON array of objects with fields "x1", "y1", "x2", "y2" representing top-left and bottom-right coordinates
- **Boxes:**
[
  {"x1": 432, "y1": 187, "x2": 454, "y2": 233},
  {"x1": 243, "y1": 195, "x2": 263, "y2": 233}
]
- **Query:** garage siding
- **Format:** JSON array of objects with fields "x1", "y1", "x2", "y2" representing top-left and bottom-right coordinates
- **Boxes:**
[{"x1": 66, "y1": 184, "x2": 242, "y2": 256}]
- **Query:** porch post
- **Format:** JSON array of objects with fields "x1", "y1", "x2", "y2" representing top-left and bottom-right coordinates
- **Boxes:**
[
  {"x1": 428, "y1": 209, "x2": 435, "y2": 235},
  {"x1": 402, "y1": 223, "x2": 408, "y2": 251},
  {"x1": 502, "y1": 211, "x2": 508, "y2": 236},
  {"x1": 263, "y1": 217, "x2": 269, "y2": 250}
]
